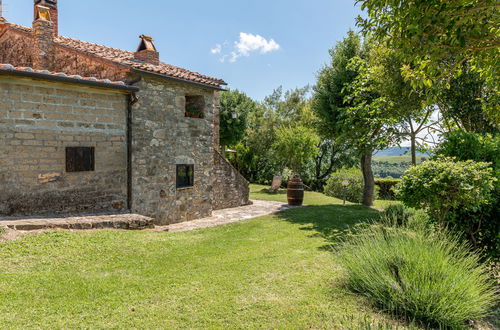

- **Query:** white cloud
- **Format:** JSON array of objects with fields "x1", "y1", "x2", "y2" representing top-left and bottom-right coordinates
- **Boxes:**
[
  {"x1": 230, "y1": 32, "x2": 280, "y2": 62},
  {"x1": 210, "y1": 33, "x2": 280, "y2": 63},
  {"x1": 210, "y1": 44, "x2": 222, "y2": 54}
]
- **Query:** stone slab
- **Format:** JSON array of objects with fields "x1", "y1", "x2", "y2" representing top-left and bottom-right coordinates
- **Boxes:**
[{"x1": 0, "y1": 213, "x2": 155, "y2": 231}]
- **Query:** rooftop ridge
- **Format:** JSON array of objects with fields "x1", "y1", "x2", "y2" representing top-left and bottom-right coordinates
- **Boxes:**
[
  {"x1": 55, "y1": 34, "x2": 135, "y2": 55},
  {"x1": 4, "y1": 21, "x2": 226, "y2": 88}
]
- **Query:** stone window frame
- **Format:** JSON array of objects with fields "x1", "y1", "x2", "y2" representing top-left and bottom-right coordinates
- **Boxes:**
[{"x1": 176, "y1": 164, "x2": 194, "y2": 189}]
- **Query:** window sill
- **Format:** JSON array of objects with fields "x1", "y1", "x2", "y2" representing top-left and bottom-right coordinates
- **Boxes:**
[
  {"x1": 176, "y1": 186, "x2": 194, "y2": 191},
  {"x1": 184, "y1": 113, "x2": 204, "y2": 119}
]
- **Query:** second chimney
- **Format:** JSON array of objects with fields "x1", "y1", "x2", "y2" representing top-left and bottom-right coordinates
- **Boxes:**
[
  {"x1": 32, "y1": 4, "x2": 55, "y2": 70},
  {"x1": 134, "y1": 35, "x2": 160, "y2": 66},
  {"x1": 34, "y1": 0, "x2": 58, "y2": 36}
]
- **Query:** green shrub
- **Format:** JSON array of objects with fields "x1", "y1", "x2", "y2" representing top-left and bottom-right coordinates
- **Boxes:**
[
  {"x1": 382, "y1": 204, "x2": 417, "y2": 225},
  {"x1": 435, "y1": 130, "x2": 500, "y2": 260},
  {"x1": 380, "y1": 204, "x2": 431, "y2": 230},
  {"x1": 375, "y1": 178, "x2": 401, "y2": 200},
  {"x1": 435, "y1": 130, "x2": 499, "y2": 174},
  {"x1": 324, "y1": 168, "x2": 378, "y2": 203},
  {"x1": 397, "y1": 158, "x2": 496, "y2": 223},
  {"x1": 339, "y1": 223, "x2": 497, "y2": 328}
]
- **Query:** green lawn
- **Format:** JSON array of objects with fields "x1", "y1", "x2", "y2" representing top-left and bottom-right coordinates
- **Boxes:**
[
  {"x1": 0, "y1": 186, "x2": 403, "y2": 328},
  {"x1": 250, "y1": 183, "x2": 402, "y2": 210}
]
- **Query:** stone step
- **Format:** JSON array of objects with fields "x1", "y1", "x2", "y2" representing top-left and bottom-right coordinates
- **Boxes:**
[{"x1": 0, "y1": 213, "x2": 155, "y2": 231}]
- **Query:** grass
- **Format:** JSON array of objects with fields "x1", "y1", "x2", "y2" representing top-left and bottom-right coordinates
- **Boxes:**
[
  {"x1": 250, "y1": 184, "x2": 402, "y2": 210},
  {"x1": 0, "y1": 185, "x2": 410, "y2": 328}
]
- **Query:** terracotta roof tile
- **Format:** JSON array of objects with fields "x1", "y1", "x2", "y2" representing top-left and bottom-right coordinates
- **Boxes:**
[
  {"x1": 0, "y1": 63, "x2": 128, "y2": 86},
  {"x1": 5, "y1": 22, "x2": 32, "y2": 33},
  {"x1": 6, "y1": 22, "x2": 226, "y2": 88}
]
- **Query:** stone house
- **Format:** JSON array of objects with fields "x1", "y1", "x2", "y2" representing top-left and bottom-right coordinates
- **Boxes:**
[{"x1": 0, "y1": 0, "x2": 250, "y2": 224}]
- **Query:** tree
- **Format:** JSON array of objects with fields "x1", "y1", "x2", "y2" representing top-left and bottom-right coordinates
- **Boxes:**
[
  {"x1": 313, "y1": 32, "x2": 399, "y2": 206},
  {"x1": 367, "y1": 45, "x2": 436, "y2": 165},
  {"x1": 310, "y1": 139, "x2": 357, "y2": 190},
  {"x1": 271, "y1": 126, "x2": 320, "y2": 175},
  {"x1": 234, "y1": 102, "x2": 279, "y2": 184},
  {"x1": 232, "y1": 85, "x2": 354, "y2": 188},
  {"x1": 219, "y1": 89, "x2": 256, "y2": 149},
  {"x1": 356, "y1": 0, "x2": 500, "y2": 123},
  {"x1": 436, "y1": 63, "x2": 498, "y2": 133}
]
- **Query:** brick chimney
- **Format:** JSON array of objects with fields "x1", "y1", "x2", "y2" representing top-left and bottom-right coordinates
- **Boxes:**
[
  {"x1": 134, "y1": 35, "x2": 160, "y2": 66},
  {"x1": 34, "y1": 0, "x2": 58, "y2": 35},
  {"x1": 32, "y1": 4, "x2": 55, "y2": 70}
]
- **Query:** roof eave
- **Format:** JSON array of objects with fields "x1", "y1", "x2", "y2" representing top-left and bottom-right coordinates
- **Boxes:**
[
  {"x1": 132, "y1": 68, "x2": 227, "y2": 91},
  {"x1": 0, "y1": 69, "x2": 139, "y2": 92}
]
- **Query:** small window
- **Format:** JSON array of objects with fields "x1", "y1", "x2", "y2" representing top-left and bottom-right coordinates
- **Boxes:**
[
  {"x1": 176, "y1": 164, "x2": 194, "y2": 189},
  {"x1": 66, "y1": 147, "x2": 95, "y2": 172},
  {"x1": 185, "y1": 95, "x2": 205, "y2": 119}
]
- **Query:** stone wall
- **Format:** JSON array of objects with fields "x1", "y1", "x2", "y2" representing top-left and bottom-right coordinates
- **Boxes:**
[
  {"x1": 0, "y1": 28, "x2": 127, "y2": 81},
  {"x1": 212, "y1": 151, "x2": 250, "y2": 210},
  {"x1": 0, "y1": 30, "x2": 34, "y2": 68},
  {"x1": 130, "y1": 76, "x2": 216, "y2": 225},
  {"x1": 0, "y1": 76, "x2": 129, "y2": 215},
  {"x1": 53, "y1": 46, "x2": 127, "y2": 81}
]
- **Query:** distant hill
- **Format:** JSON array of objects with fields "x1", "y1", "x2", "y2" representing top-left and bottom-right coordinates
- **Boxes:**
[
  {"x1": 374, "y1": 147, "x2": 430, "y2": 158},
  {"x1": 372, "y1": 147, "x2": 432, "y2": 178}
]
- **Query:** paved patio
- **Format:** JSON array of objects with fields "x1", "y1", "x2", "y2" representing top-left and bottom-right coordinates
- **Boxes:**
[
  {"x1": 0, "y1": 200, "x2": 296, "y2": 233},
  {"x1": 162, "y1": 200, "x2": 296, "y2": 233}
]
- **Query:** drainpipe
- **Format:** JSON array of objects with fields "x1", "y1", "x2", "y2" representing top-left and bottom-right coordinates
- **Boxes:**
[{"x1": 126, "y1": 75, "x2": 142, "y2": 211}]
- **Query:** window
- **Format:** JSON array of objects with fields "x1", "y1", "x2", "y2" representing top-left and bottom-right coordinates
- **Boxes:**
[
  {"x1": 185, "y1": 95, "x2": 205, "y2": 118},
  {"x1": 176, "y1": 164, "x2": 194, "y2": 189},
  {"x1": 66, "y1": 147, "x2": 95, "y2": 172}
]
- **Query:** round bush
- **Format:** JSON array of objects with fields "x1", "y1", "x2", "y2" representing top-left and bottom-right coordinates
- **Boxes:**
[
  {"x1": 324, "y1": 169, "x2": 378, "y2": 203},
  {"x1": 435, "y1": 130, "x2": 500, "y2": 260},
  {"x1": 397, "y1": 158, "x2": 495, "y2": 223},
  {"x1": 339, "y1": 224, "x2": 497, "y2": 327}
]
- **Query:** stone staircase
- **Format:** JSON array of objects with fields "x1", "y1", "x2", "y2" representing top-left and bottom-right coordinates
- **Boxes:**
[{"x1": 212, "y1": 151, "x2": 251, "y2": 210}]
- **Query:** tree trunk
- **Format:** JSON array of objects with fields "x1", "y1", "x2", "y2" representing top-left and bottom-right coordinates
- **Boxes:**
[
  {"x1": 410, "y1": 134, "x2": 417, "y2": 166},
  {"x1": 361, "y1": 150, "x2": 375, "y2": 207}
]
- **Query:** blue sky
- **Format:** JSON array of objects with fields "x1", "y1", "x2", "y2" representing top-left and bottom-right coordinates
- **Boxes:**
[{"x1": 5, "y1": 0, "x2": 362, "y2": 100}]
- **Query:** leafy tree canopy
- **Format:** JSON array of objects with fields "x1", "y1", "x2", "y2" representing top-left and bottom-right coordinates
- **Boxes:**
[
  {"x1": 313, "y1": 31, "x2": 400, "y2": 154},
  {"x1": 436, "y1": 63, "x2": 498, "y2": 133},
  {"x1": 271, "y1": 126, "x2": 320, "y2": 174},
  {"x1": 219, "y1": 89, "x2": 256, "y2": 147},
  {"x1": 356, "y1": 0, "x2": 500, "y2": 123}
]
